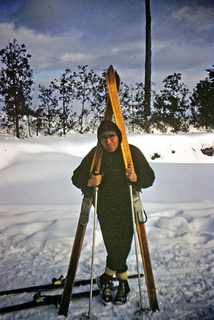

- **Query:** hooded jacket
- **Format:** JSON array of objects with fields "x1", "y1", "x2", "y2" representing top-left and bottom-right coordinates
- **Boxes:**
[{"x1": 72, "y1": 120, "x2": 155, "y2": 197}]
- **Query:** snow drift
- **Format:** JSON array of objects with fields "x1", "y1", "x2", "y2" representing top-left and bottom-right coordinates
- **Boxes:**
[{"x1": 0, "y1": 132, "x2": 213, "y2": 319}]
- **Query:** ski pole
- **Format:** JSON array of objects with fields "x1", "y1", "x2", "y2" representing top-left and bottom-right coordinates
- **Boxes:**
[
  {"x1": 81, "y1": 187, "x2": 98, "y2": 320},
  {"x1": 129, "y1": 184, "x2": 144, "y2": 313}
]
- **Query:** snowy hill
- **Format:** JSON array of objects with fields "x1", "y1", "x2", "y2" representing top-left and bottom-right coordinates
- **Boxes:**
[{"x1": 0, "y1": 132, "x2": 213, "y2": 319}]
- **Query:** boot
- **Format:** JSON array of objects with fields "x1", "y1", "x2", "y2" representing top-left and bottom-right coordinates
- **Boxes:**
[
  {"x1": 97, "y1": 273, "x2": 113, "y2": 304},
  {"x1": 114, "y1": 280, "x2": 130, "y2": 305}
]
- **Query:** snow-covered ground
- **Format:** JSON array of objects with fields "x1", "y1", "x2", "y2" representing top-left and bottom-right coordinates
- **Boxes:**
[{"x1": 0, "y1": 132, "x2": 213, "y2": 320}]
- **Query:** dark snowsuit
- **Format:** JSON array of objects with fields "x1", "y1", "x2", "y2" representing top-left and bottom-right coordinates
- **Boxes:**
[{"x1": 72, "y1": 143, "x2": 155, "y2": 274}]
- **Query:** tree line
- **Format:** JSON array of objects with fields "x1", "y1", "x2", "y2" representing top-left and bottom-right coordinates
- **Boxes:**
[{"x1": 0, "y1": 39, "x2": 213, "y2": 138}]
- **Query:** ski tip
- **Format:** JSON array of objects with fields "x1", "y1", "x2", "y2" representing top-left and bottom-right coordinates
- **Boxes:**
[
  {"x1": 108, "y1": 64, "x2": 114, "y2": 70},
  {"x1": 107, "y1": 65, "x2": 114, "y2": 75},
  {"x1": 107, "y1": 65, "x2": 116, "y2": 85}
]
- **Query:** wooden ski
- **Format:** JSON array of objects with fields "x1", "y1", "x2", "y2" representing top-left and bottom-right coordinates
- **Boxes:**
[
  {"x1": 58, "y1": 72, "x2": 119, "y2": 316},
  {"x1": 106, "y1": 65, "x2": 159, "y2": 311}
]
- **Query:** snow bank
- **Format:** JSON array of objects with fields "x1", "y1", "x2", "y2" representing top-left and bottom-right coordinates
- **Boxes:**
[{"x1": 0, "y1": 132, "x2": 213, "y2": 319}]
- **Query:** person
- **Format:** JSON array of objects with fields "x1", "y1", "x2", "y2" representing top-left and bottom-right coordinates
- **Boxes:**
[{"x1": 72, "y1": 120, "x2": 155, "y2": 305}]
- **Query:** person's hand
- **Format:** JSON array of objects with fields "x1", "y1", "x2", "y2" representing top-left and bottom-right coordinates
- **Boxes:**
[
  {"x1": 87, "y1": 171, "x2": 102, "y2": 187},
  {"x1": 125, "y1": 165, "x2": 137, "y2": 182}
]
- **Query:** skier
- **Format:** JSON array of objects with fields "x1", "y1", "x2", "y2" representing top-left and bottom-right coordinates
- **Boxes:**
[{"x1": 72, "y1": 120, "x2": 155, "y2": 305}]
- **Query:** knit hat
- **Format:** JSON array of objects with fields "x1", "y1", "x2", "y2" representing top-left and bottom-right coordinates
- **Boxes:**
[{"x1": 97, "y1": 120, "x2": 122, "y2": 144}]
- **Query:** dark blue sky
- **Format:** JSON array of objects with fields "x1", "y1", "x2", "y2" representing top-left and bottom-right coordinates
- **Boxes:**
[{"x1": 0, "y1": 0, "x2": 213, "y2": 92}]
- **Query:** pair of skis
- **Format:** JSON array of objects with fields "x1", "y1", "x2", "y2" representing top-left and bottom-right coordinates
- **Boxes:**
[
  {"x1": 58, "y1": 65, "x2": 158, "y2": 316},
  {"x1": 0, "y1": 274, "x2": 142, "y2": 314}
]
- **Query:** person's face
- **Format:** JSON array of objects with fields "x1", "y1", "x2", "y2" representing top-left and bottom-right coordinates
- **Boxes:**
[{"x1": 100, "y1": 134, "x2": 119, "y2": 153}]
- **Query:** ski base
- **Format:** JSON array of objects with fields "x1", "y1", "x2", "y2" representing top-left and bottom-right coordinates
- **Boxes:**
[{"x1": 0, "y1": 290, "x2": 100, "y2": 314}]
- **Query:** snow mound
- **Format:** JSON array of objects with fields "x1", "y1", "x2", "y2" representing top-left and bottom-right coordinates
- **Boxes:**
[{"x1": 0, "y1": 132, "x2": 213, "y2": 319}]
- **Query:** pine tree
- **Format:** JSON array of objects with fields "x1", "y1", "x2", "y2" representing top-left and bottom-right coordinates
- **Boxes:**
[
  {"x1": 38, "y1": 83, "x2": 59, "y2": 135},
  {"x1": 0, "y1": 39, "x2": 34, "y2": 138},
  {"x1": 74, "y1": 65, "x2": 96, "y2": 134},
  {"x1": 53, "y1": 69, "x2": 76, "y2": 135},
  {"x1": 89, "y1": 69, "x2": 108, "y2": 132},
  {"x1": 190, "y1": 73, "x2": 214, "y2": 130},
  {"x1": 152, "y1": 73, "x2": 189, "y2": 133},
  {"x1": 120, "y1": 83, "x2": 142, "y2": 132}
]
